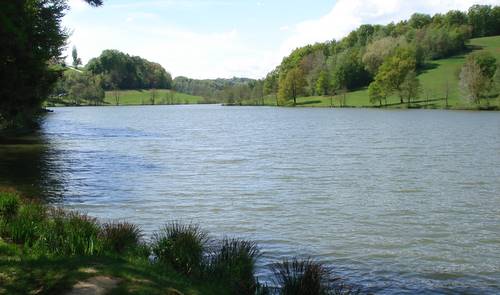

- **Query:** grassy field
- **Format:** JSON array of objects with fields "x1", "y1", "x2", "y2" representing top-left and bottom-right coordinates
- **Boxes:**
[
  {"x1": 104, "y1": 89, "x2": 205, "y2": 106},
  {"x1": 256, "y1": 36, "x2": 500, "y2": 109}
]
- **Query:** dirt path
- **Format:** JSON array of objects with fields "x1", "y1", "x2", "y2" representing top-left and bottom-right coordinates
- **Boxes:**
[{"x1": 65, "y1": 276, "x2": 120, "y2": 295}]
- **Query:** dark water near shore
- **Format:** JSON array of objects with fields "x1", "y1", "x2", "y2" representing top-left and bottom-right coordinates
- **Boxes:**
[{"x1": 1, "y1": 105, "x2": 499, "y2": 294}]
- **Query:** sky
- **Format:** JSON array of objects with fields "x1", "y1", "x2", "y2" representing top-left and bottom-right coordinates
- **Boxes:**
[{"x1": 64, "y1": 0, "x2": 500, "y2": 79}]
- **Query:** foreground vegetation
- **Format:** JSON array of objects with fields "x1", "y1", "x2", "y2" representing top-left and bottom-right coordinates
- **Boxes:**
[{"x1": 0, "y1": 190, "x2": 358, "y2": 295}]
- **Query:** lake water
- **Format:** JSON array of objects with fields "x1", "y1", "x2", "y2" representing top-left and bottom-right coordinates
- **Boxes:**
[{"x1": 1, "y1": 105, "x2": 499, "y2": 294}]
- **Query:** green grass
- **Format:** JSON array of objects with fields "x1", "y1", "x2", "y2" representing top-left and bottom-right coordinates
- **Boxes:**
[
  {"x1": 0, "y1": 240, "x2": 227, "y2": 295},
  {"x1": 255, "y1": 36, "x2": 500, "y2": 109},
  {"x1": 104, "y1": 89, "x2": 205, "y2": 106}
]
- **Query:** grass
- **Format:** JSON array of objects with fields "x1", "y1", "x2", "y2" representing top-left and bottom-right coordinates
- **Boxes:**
[
  {"x1": 151, "y1": 222, "x2": 208, "y2": 276},
  {"x1": 0, "y1": 191, "x2": 358, "y2": 294},
  {"x1": 251, "y1": 36, "x2": 500, "y2": 110},
  {"x1": 104, "y1": 89, "x2": 205, "y2": 106}
]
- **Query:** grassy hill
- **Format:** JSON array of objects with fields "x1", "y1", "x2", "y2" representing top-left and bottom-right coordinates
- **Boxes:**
[
  {"x1": 104, "y1": 89, "x2": 205, "y2": 106},
  {"x1": 259, "y1": 36, "x2": 500, "y2": 109}
]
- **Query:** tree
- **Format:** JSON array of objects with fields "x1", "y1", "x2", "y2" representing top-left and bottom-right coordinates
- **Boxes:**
[
  {"x1": 72, "y1": 46, "x2": 82, "y2": 69},
  {"x1": 315, "y1": 71, "x2": 330, "y2": 96},
  {"x1": 368, "y1": 81, "x2": 387, "y2": 107},
  {"x1": 362, "y1": 37, "x2": 399, "y2": 75},
  {"x1": 0, "y1": 0, "x2": 102, "y2": 129},
  {"x1": 399, "y1": 71, "x2": 421, "y2": 106},
  {"x1": 371, "y1": 47, "x2": 417, "y2": 104},
  {"x1": 149, "y1": 89, "x2": 157, "y2": 105},
  {"x1": 278, "y1": 68, "x2": 306, "y2": 106},
  {"x1": 459, "y1": 59, "x2": 489, "y2": 105}
]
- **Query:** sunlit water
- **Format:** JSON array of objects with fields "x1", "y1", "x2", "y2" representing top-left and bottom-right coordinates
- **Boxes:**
[{"x1": 1, "y1": 105, "x2": 499, "y2": 294}]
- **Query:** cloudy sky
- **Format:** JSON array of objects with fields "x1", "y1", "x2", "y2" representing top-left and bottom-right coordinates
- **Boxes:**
[{"x1": 64, "y1": 0, "x2": 500, "y2": 79}]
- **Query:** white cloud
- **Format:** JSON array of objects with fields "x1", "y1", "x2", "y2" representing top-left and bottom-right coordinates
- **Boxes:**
[
  {"x1": 280, "y1": 0, "x2": 500, "y2": 57},
  {"x1": 64, "y1": 0, "x2": 500, "y2": 79}
]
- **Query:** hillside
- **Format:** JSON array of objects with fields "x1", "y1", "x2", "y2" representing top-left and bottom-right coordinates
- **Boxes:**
[{"x1": 259, "y1": 36, "x2": 500, "y2": 109}]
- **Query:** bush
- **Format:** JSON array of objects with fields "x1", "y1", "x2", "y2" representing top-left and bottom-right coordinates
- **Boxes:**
[
  {"x1": 34, "y1": 208, "x2": 102, "y2": 256},
  {"x1": 101, "y1": 221, "x2": 142, "y2": 254},
  {"x1": 8, "y1": 202, "x2": 46, "y2": 246},
  {"x1": 271, "y1": 258, "x2": 332, "y2": 295},
  {"x1": 208, "y1": 238, "x2": 260, "y2": 295},
  {"x1": 151, "y1": 222, "x2": 208, "y2": 276},
  {"x1": 0, "y1": 192, "x2": 20, "y2": 221}
]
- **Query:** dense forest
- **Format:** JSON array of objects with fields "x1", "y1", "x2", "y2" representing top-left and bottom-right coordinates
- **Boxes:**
[{"x1": 262, "y1": 4, "x2": 500, "y2": 106}]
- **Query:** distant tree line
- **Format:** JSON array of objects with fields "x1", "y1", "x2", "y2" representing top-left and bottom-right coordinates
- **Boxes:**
[
  {"x1": 173, "y1": 77, "x2": 264, "y2": 105},
  {"x1": 262, "y1": 4, "x2": 500, "y2": 106}
]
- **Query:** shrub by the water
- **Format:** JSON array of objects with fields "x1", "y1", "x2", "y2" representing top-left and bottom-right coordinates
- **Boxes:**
[
  {"x1": 152, "y1": 222, "x2": 208, "y2": 276},
  {"x1": 271, "y1": 258, "x2": 333, "y2": 295},
  {"x1": 0, "y1": 192, "x2": 20, "y2": 221},
  {"x1": 101, "y1": 221, "x2": 142, "y2": 254},
  {"x1": 8, "y1": 202, "x2": 46, "y2": 246},
  {"x1": 34, "y1": 208, "x2": 102, "y2": 256},
  {"x1": 208, "y1": 238, "x2": 260, "y2": 294}
]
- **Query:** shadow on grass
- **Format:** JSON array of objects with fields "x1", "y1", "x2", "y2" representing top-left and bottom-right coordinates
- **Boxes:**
[{"x1": 296, "y1": 100, "x2": 322, "y2": 106}]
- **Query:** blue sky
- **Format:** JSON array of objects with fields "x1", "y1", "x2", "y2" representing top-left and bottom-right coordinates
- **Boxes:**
[{"x1": 64, "y1": 0, "x2": 500, "y2": 79}]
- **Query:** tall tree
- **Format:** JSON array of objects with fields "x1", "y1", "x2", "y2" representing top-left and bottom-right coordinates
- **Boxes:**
[
  {"x1": 0, "y1": 0, "x2": 102, "y2": 129},
  {"x1": 72, "y1": 46, "x2": 82, "y2": 69},
  {"x1": 278, "y1": 68, "x2": 306, "y2": 106}
]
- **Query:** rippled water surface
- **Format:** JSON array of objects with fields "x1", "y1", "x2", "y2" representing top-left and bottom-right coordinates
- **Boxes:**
[{"x1": 1, "y1": 105, "x2": 499, "y2": 294}]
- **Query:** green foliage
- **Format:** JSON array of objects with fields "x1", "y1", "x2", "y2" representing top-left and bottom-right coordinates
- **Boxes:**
[
  {"x1": 368, "y1": 81, "x2": 387, "y2": 106},
  {"x1": 8, "y1": 202, "x2": 46, "y2": 246},
  {"x1": 52, "y1": 70, "x2": 105, "y2": 105},
  {"x1": 371, "y1": 47, "x2": 417, "y2": 103},
  {"x1": 469, "y1": 51, "x2": 498, "y2": 79},
  {"x1": 279, "y1": 68, "x2": 307, "y2": 105},
  {"x1": 207, "y1": 238, "x2": 260, "y2": 294},
  {"x1": 0, "y1": 192, "x2": 20, "y2": 221},
  {"x1": 263, "y1": 4, "x2": 499, "y2": 106},
  {"x1": 271, "y1": 258, "x2": 332, "y2": 295},
  {"x1": 152, "y1": 222, "x2": 208, "y2": 276},
  {"x1": 34, "y1": 208, "x2": 102, "y2": 256},
  {"x1": 101, "y1": 221, "x2": 142, "y2": 254},
  {"x1": 399, "y1": 71, "x2": 422, "y2": 105},
  {"x1": 0, "y1": 0, "x2": 101, "y2": 129},
  {"x1": 468, "y1": 5, "x2": 500, "y2": 38},
  {"x1": 86, "y1": 49, "x2": 172, "y2": 90}
]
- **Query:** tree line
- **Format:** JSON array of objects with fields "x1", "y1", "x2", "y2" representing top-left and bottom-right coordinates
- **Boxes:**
[
  {"x1": 50, "y1": 49, "x2": 174, "y2": 106},
  {"x1": 262, "y1": 4, "x2": 500, "y2": 106},
  {"x1": 172, "y1": 77, "x2": 264, "y2": 105}
]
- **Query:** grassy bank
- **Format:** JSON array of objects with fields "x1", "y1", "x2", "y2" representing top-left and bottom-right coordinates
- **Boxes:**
[
  {"x1": 104, "y1": 89, "x2": 206, "y2": 106},
  {"x1": 0, "y1": 190, "x2": 357, "y2": 295},
  {"x1": 249, "y1": 36, "x2": 500, "y2": 110}
]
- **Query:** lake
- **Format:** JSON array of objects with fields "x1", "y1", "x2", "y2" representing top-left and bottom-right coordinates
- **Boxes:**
[{"x1": 1, "y1": 105, "x2": 499, "y2": 294}]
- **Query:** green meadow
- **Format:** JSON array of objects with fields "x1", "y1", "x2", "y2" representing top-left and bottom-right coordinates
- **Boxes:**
[{"x1": 104, "y1": 89, "x2": 204, "y2": 106}]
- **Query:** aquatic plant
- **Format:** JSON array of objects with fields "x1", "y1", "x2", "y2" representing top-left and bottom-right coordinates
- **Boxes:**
[
  {"x1": 207, "y1": 237, "x2": 260, "y2": 294},
  {"x1": 101, "y1": 221, "x2": 143, "y2": 254},
  {"x1": 0, "y1": 191, "x2": 20, "y2": 221},
  {"x1": 7, "y1": 201, "x2": 46, "y2": 246},
  {"x1": 34, "y1": 208, "x2": 102, "y2": 256},
  {"x1": 271, "y1": 258, "x2": 333, "y2": 295},
  {"x1": 151, "y1": 222, "x2": 208, "y2": 276}
]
